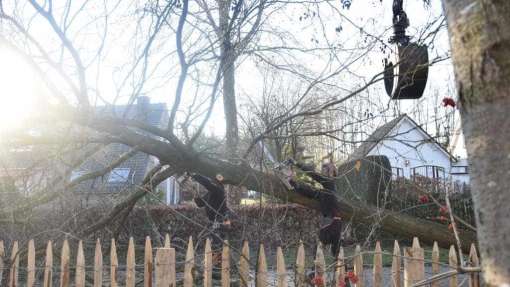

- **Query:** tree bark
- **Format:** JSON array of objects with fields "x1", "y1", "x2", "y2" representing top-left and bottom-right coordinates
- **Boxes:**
[
  {"x1": 443, "y1": 0, "x2": 510, "y2": 285},
  {"x1": 218, "y1": 0, "x2": 239, "y2": 158}
]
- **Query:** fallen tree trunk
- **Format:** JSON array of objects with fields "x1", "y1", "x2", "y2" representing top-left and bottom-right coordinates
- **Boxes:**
[
  {"x1": 183, "y1": 154, "x2": 477, "y2": 253},
  {"x1": 73, "y1": 114, "x2": 477, "y2": 253}
]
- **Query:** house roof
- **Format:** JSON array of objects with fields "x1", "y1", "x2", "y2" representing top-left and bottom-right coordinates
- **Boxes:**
[
  {"x1": 72, "y1": 97, "x2": 169, "y2": 193},
  {"x1": 0, "y1": 97, "x2": 169, "y2": 193},
  {"x1": 348, "y1": 114, "x2": 456, "y2": 161},
  {"x1": 348, "y1": 114, "x2": 407, "y2": 161}
]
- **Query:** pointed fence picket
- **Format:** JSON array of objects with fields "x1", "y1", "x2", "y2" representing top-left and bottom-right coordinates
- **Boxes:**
[
  {"x1": 94, "y1": 239, "x2": 103, "y2": 287},
  {"x1": 27, "y1": 239, "x2": 35, "y2": 287},
  {"x1": 335, "y1": 247, "x2": 345, "y2": 287},
  {"x1": 449, "y1": 246, "x2": 458, "y2": 287},
  {"x1": 276, "y1": 246, "x2": 287, "y2": 287},
  {"x1": 256, "y1": 244, "x2": 268, "y2": 287},
  {"x1": 373, "y1": 241, "x2": 383, "y2": 287},
  {"x1": 314, "y1": 244, "x2": 326, "y2": 286},
  {"x1": 431, "y1": 242, "x2": 440, "y2": 287},
  {"x1": 75, "y1": 241, "x2": 85, "y2": 287},
  {"x1": 240, "y1": 240, "x2": 250, "y2": 287},
  {"x1": 43, "y1": 241, "x2": 53, "y2": 287},
  {"x1": 222, "y1": 241, "x2": 231, "y2": 287},
  {"x1": 9, "y1": 241, "x2": 18, "y2": 287},
  {"x1": 353, "y1": 245, "x2": 363, "y2": 287},
  {"x1": 468, "y1": 243, "x2": 480, "y2": 287},
  {"x1": 203, "y1": 238, "x2": 212, "y2": 287},
  {"x1": 0, "y1": 236, "x2": 480, "y2": 287},
  {"x1": 126, "y1": 237, "x2": 136, "y2": 287},
  {"x1": 60, "y1": 239, "x2": 70, "y2": 287},
  {"x1": 111, "y1": 239, "x2": 118, "y2": 287},
  {"x1": 392, "y1": 240, "x2": 402, "y2": 287},
  {"x1": 0, "y1": 241, "x2": 4, "y2": 285},
  {"x1": 145, "y1": 236, "x2": 153, "y2": 287},
  {"x1": 183, "y1": 236, "x2": 194, "y2": 287},
  {"x1": 295, "y1": 241, "x2": 306, "y2": 287}
]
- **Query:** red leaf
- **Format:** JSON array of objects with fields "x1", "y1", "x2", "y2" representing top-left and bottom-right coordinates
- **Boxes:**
[
  {"x1": 347, "y1": 271, "x2": 359, "y2": 284},
  {"x1": 419, "y1": 195, "x2": 429, "y2": 204},
  {"x1": 442, "y1": 97, "x2": 456, "y2": 108},
  {"x1": 311, "y1": 276, "x2": 325, "y2": 286}
]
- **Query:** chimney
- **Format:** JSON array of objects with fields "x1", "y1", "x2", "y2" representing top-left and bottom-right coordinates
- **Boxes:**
[
  {"x1": 137, "y1": 96, "x2": 150, "y2": 107},
  {"x1": 136, "y1": 96, "x2": 151, "y2": 121}
]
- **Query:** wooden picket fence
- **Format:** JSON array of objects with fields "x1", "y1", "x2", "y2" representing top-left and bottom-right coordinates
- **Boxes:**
[{"x1": 0, "y1": 236, "x2": 480, "y2": 287}]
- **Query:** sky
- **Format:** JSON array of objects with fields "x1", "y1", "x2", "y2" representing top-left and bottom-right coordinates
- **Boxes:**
[{"x1": 0, "y1": 0, "x2": 467, "y2": 157}]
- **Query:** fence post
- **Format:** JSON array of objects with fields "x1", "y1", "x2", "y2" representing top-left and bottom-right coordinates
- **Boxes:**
[
  {"x1": 314, "y1": 244, "x2": 326, "y2": 286},
  {"x1": 449, "y1": 246, "x2": 458, "y2": 287},
  {"x1": 391, "y1": 240, "x2": 401, "y2": 287},
  {"x1": 183, "y1": 236, "x2": 194, "y2": 287},
  {"x1": 295, "y1": 241, "x2": 306, "y2": 287},
  {"x1": 335, "y1": 247, "x2": 345, "y2": 287},
  {"x1": 8, "y1": 241, "x2": 18, "y2": 287},
  {"x1": 276, "y1": 246, "x2": 287, "y2": 287},
  {"x1": 221, "y1": 241, "x2": 230, "y2": 287},
  {"x1": 373, "y1": 241, "x2": 383, "y2": 287},
  {"x1": 155, "y1": 248, "x2": 171, "y2": 287},
  {"x1": 164, "y1": 233, "x2": 171, "y2": 248},
  {"x1": 256, "y1": 244, "x2": 267, "y2": 287},
  {"x1": 169, "y1": 248, "x2": 176, "y2": 287},
  {"x1": 94, "y1": 239, "x2": 103, "y2": 287},
  {"x1": 431, "y1": 242, "x2": 440, "y2": 287},
  {"x1": 468, "y1": 243, "x2": 480, "y2": 287},
  {"x1": 0, "y1": 241, "x2": 4, "y2": 285},
  {"x1": 240, "y1": 241, "x2": 250, "y2": 287},
  {"x1": 75, "y1": 241, "x2": 85, "y2": 287},
  {"x1": 43, "y1": 241, "x2": 53, "y2": 287},
  {"x1": 126, "y1": 237, "x2": 136, "y2": 287},
  {"x1": 403, "y1": 247, "x2": 412, "y2": 287},
  {"x1": 354, "y1": 245, "x2": 363, "y2": 287},
  {"x1": 60, "y1": 239, "x2": 70, "y2": 287},
  {"x1": 203, "y1": 238, "x2": 212, "y2": 287},
  {"x1": 404, "y1": 237, "x2": 424, "y2": 287},
  {"x1": 413, "y1": 238, "x2": 425, "y2": 282},
  {"x1": 111, "y1": 239, "x2": 118, "y2": 287},
  {"x1": 145, "y1": 236, "x2": 153, "y2": 287},
  {"x1": 27, "y1": 239, "x2": 35, "y2": 287}
]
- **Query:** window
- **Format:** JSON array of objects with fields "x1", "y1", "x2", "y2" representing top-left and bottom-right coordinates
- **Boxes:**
[
  {"x1": 392, "y1": 167, "x2": 404, "y2": 179},
  {"x1": 451, "y1": 166, "x2": 468, "y2": 174},
  {"x1": 412, "y1": 165, "x2": 445, "y2": 180},
  {"x1": 70, "y1": 170, "x2": 86, "y2": 181},
  {"x1": 108, "y1": 168, "x2": 131, "y2": 183}
]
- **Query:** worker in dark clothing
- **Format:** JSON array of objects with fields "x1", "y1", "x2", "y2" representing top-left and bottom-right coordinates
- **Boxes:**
[
  {"x1": 189, "y1": 173, "x2": 232, "y2": 272},
  {"x1": 285, "y1": 159, "x2": 343, "y2": 256},
  {"x1": 191, "y1": 173, "x2": 231, "y2": 225}
]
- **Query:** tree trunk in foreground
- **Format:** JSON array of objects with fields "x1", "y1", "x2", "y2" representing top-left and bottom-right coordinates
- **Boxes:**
[{"x1": 443, "y1": 0, "x2": 510, "y2": 285}]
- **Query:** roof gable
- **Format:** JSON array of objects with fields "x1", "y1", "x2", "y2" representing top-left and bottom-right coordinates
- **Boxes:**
[
  {"x1": 348, "y1": 114, "x2": 456, "y2": 161},
  {"x1": 347, "y1": 114, "x2": 406, "y2": 160}
]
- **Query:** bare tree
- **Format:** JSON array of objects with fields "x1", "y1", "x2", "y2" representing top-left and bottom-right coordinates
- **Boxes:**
[{"x1": 0, "y1": 0, "x2": 478, "y2": 261}]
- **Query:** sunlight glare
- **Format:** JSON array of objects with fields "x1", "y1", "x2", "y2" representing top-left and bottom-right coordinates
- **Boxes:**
[{"x1": 0, "y1": 46, "x2": 40, "y2": 131}]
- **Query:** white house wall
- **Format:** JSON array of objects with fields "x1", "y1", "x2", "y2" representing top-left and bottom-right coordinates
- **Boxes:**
[{"x1": 367, "y1": 118, "x2": 452, "y2": 179}]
